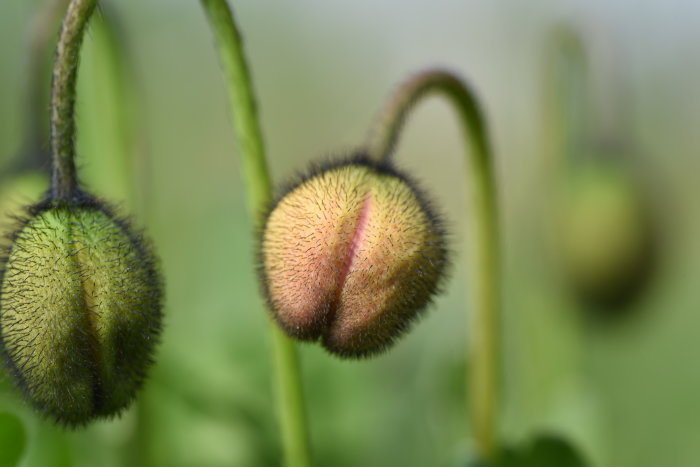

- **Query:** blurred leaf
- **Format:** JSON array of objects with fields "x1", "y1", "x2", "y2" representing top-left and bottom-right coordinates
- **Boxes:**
[
  {"x1": 0, "y1": 412, "x2": 25, "y2": 467},
  {"x1": 467, "y1": 435, "x2": 586, "y2": 467},
  {"x1": 466, "y1": 446, "x2": 520, "y2": 467},
  {"x1": 21, "y1": 421, "x2": 71, "y2": 467},
  {"x1": 525, "y1": 434, "x2": 586, "y2": 467}
]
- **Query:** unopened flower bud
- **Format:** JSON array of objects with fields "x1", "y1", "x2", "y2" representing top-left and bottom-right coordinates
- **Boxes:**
[
  {"x1": 558, "y1": 162, "x2": 655, "y2": 310},
  {"x1": 0, "y1": 192, "x2": 162, "y2": 426},
  {"x1": 259, "y1": 154, "x2": 448, "y2": 358}
]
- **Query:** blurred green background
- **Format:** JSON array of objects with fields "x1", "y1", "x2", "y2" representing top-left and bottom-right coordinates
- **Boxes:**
[{"x1": 0, "y1": 0, "x2": 699, "y2": 466}]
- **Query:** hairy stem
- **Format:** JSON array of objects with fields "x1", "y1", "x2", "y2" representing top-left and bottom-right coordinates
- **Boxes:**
[
  {"x1": 50, "y1": 0, "x2": 97, "y2": 200},
  {"x1": 199, "y1": 1, "x2": 312, "y2": 466},
  {"x1": 367, "y1": 69, "x2": 501, "y2": 460}
]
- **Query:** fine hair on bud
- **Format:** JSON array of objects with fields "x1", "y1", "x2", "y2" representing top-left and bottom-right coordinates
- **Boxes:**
[
  {"x1": 258, "y1": 152, "x2": 449, "y2": 358},
  {"x1": 0, "y1": 190, "x2": 163, "y2": 426}
]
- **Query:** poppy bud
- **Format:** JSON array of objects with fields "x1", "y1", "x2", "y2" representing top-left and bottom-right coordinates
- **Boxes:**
[
  {"x1": 558, "y1": 161, "x2": 655, "y2": 310},
  {"x1": 259, "y1": 154, "x2": 448, "y2": 358},
  {"x1": 0, "y1": 192, "x2": 162, "y2": 426}
]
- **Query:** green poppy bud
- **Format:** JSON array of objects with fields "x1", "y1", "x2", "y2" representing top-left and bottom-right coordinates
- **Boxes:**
[
  {"x1": 259, "y1": 154, "x2": 448, "y2": 358},
  {"x1": 558, "y1": 161, "x2": 655, "y2": 310},
  {"x1": 0, "y1": 192, "x2": 162, "y2": 426}
]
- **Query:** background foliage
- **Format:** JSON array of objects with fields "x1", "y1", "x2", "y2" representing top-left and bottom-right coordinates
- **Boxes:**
[{"x1": 0, "y1": 1, "x2": 698, "y2": 466}]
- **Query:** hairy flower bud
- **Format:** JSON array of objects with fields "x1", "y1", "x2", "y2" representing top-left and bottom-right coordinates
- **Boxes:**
[
  {"x1": 259, "y1": 154, "x2": 448, "y2": 358},
  {"x1": 0, "y1": 192, "x2": 162, "y2": 426}
]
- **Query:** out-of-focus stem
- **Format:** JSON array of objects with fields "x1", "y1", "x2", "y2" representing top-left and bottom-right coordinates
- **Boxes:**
[{"x1": 542, "y1": 25, "x2": 589, "y2": 172}]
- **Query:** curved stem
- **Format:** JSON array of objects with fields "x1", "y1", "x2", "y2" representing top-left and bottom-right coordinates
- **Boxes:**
[
  {"x1": 50, "y1": 0, "x2": 98, "y2": 200},
  {"x1": 199, "y1": 1, "x2": 312, "y2": 466},
  {"x1": 367, "y1": 69, "x2": 501, "y2": 460}
]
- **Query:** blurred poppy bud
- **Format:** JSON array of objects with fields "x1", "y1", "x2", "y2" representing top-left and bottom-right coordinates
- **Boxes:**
[
  {"x1": 259, "y1": 154, "x2": 448, "y2": 358},
  {"x1": 0, "y1": 192, "x2": 162, "y2": 426},
  {"x1": 558, "y1": 161, "x2": 655, "y2": 310}
]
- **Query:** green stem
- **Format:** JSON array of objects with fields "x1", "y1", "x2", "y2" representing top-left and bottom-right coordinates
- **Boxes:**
[
  {"x1": 50, "y1": 0, "x2": 98, "y2": 200},
  {"x1": 270, "y1": 326, "x2": 312, "y2": 467},
  {"x1": 199, "y1": 1, "x2": 311, "y2": 466},
  {"x1": 542, "y1": 25, "x2": 589, "y2": 171},
  {"x1": 367, "y1": 69, "x2": 501, "y2": 460}
]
